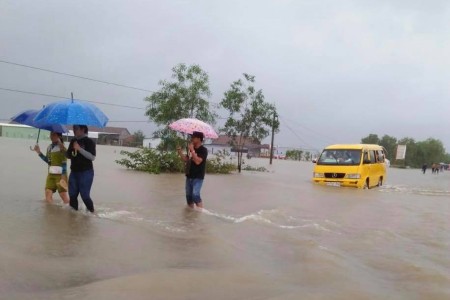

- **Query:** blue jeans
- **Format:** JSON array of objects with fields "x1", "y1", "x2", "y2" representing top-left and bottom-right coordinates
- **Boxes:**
[
  {"x1": 69, "y1": 169, "x2": 94, "y2": 212},
  {"x1": 185, "y1": 178, "x2": 204, "y2": 205}
]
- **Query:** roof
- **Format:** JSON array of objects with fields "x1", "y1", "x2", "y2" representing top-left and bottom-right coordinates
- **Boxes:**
[
  {"x1": 324, "y1": 144, "x2": 384, "y2": 150},
  {"x1": 209, "y1": 135, "x2": 259, "y2": 146},
  {"x1": 3, "y1": 122, "x2": 131, "y2": 136},
  {"x1": 88, "y1": 126, "x2": 131, "y2": 135},
  {"x1": 0, "y1": 122, "x2": 34, "y2": 128}
]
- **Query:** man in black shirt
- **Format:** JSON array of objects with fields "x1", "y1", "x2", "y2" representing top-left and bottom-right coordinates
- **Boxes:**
[
  {"x1": 66, "y1": 125, "x2": 96, "y2": 213},
  {"x1": 177, "y1": 131, "x2": 208, "y2": 208}
]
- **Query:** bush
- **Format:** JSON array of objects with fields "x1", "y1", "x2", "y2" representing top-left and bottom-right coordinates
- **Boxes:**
[
  {"x1": 115, "y1": 148, "x2": 183, "y2": 174},
  {"x1": 116, "y1": 148, "x2": 236, "y2": 174},
  {"x1": 206, "y1": 150, "x2": 236, "y2": 174},
  {"x1": 242, "y1": 165, "x2": 268, "y2": 172}
]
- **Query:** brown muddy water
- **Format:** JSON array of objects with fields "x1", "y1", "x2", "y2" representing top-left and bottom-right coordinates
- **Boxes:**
[{"x1": 0, "y1": 137, "x2": 449, "y2": 299}]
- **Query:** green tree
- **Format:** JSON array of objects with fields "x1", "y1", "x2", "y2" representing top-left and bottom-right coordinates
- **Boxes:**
[
  {"x1": 360, "y1": 133, "x2": 450, "y2": 168},
  {"x1": 144, "y1": 63, "x2": 216, "y2": 150},
  {"x1": 397, "y1": 137, "x2": 417, "y2": 167},
  {"x1": 379, "y1": 135, "x2": 397, "y2": 162},
  {"x1": 220, "y1": 74, "x2": 279, "y2": 172},
  {"x1": 304, "y1": 151, "x2": 311, "y2": 161},
  {"x1": 417, "y1": 138, "x2": 446, "y2": 166},
  {"x1": 361, "y1": 134, "x2": 380, "y2": 144},
  {"x1": 286, "y1": 149, "x2": 303, "y2": 160},
  {"x1": 131, "y1": 130, "x2": 145, "y2": 147}
]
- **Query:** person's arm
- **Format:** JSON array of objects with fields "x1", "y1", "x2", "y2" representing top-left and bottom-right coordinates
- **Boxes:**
[
  {"x1": 177, "y1": 146, "x2": 189, "y2": 162},
  {"x1": 191, "y1": 147, "x2": 207, "y2": 165},
  {"x1": 65, "y1": 139, "x2": 74, "y2": 159},
  {"x1": 34, "y1": 144, "x2": 49, "y2": 164},
  {"x1": 78, "y1": 139, "x2": 96, "y2": 161}
]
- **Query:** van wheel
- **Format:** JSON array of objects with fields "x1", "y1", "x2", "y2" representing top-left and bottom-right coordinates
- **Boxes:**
[
  {"x1": 377, "y1": 177, "x2": 383, "y2": 187},
  {"x1": 363, "y1": 179, "x2": 369, "y2": 189}
]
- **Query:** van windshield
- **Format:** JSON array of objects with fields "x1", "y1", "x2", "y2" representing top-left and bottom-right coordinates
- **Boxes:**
[{"x1": 317, "y1": 149, "x2": 361, "y2": 166}]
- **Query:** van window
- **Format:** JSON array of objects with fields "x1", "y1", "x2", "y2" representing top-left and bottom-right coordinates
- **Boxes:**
[
  {"x1": 363, "y1": 151, "x2": 369, "y2": 163},
  {"x1": 318, "y1": 149, "x2": 361, "y2": 166},
  {"x1": 377, "y1": 150, "x2": 385, "y2": 163},
  {"x1": 369, "y1": 150, "x2": 376, "y2": 163}
]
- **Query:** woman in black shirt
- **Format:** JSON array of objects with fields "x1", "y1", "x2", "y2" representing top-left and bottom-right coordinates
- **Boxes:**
[{"x1": 66, "y1": 125, "x2": 96, "y2": 213}]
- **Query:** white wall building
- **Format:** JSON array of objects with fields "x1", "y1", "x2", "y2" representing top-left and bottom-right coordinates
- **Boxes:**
[{"x1": 143, "y1": 138, "x2": 162, "y2": 149}]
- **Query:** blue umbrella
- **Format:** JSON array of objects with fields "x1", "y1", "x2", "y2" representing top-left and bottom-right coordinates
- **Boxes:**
[
  {"x1": 11, "y1": 109, "x2": 68, "y2": 147},
  {"x1": 33, "y1": 99, "x2": 109, "y2": 128}
]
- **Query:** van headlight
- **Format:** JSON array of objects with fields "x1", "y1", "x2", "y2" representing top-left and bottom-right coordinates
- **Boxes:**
[
  {"x1": 314, "y1": 172, "x2": 325, "y2": 178},
  {"x1": 346, "y1": 173, "x2": 361, "y2": 179}
]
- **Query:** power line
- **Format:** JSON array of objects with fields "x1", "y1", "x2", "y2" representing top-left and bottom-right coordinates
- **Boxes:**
[
  {"x1": 279, "y1": 114, "x2": 338, "y2": 145},
  {"x1": 0, "y1": 59, "x2": 225, "y2": 106},
  {"x1": 0, "y1": 87, "x2": 146, "y2": 110},
  {"x1": 278, "y1": 116, "x2": 320, "y2": 151},
  {"x1": 0, "y1": 59, "x2": 153, "y2": 93}
]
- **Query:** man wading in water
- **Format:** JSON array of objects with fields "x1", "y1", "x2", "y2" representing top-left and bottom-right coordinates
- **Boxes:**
[{"x1": 177, "y1": 131, "x2": 208, "y2": 209}]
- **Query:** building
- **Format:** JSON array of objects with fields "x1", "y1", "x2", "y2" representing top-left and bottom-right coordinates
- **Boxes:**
[
  {"x1": 143, "y1": 138, "x2": 162, "y2": 149},
  {"x1": 1, "y1": 123, "x2": 132, "y2": 146},
  {"x1": 87, "y1": 126, "x2": 131, "y2": 146},
  {"x1": 0, "y1": 123, "x2": 52, "y2": 141},
  {"x1": 205, "y1": 135, "x2": 269, "y2": 157}
]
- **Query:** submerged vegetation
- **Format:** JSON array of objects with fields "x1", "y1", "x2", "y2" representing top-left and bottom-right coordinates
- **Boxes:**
[
  {"x1": 115, "y1": 148, "x2": 271, "y2": 174},
  {"x1": 116, "y1": 148, "x2": 237, "y2": 174}
]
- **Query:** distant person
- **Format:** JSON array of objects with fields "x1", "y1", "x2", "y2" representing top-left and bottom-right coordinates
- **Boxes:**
[
  {"x1": 422, "y1": 163, "x2": 427, "y2": 174},
  {"x1": 66, "y1": 125, "x2": 96, "y2": 213},
  {"x1": 431, "y1": 163, "x2": 438, "y2": 174},
  {"x1": 177, "y1": 131, "x2": 208, "y2": 209},
  {"x1": 33, "y1": 132, "x2": 69, "y2": 204}
]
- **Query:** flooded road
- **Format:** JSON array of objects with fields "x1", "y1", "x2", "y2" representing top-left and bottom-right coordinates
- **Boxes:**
[{"x1": 0, "y1": 137, "x2": 449, "y2": 299}]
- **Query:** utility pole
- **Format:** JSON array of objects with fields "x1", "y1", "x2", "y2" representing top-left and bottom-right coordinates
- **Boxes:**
[{"x1": 269, "y1": 111, "x2": 277, "y2": 165}]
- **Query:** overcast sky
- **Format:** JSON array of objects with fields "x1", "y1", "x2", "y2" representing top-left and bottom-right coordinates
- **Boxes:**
[{"x1": 1, "y1": 0, "x2": 450, "y2": 152}]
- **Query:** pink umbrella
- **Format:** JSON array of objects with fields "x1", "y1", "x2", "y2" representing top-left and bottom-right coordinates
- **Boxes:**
[{"x1": 169, "y1": 118, "x2": 218, "y2": 139}]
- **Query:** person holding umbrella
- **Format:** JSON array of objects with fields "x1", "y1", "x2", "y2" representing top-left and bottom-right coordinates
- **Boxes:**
[
  {"x1": 177, "y1": 131, "x2": 208, "y2": 209},
  {"x1": 33, "y1": 132, "x2": 69, "y2": 204},
  {"x1": 66, "y1": 125, "x2": 96, "y2": 213}
]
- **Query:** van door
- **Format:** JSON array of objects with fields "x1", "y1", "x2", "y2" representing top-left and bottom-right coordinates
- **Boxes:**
[
  {"x1": 362, "y1": 150, "x2": 371, "y2": 187},
  {"x1": 369, "y1": 150, "x2": 378, "y2": 186}
]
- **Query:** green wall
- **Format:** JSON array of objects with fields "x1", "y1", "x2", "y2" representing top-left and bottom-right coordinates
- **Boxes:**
[{"x1": 0, "y1": 126, "x2": 51, "y2": 141}]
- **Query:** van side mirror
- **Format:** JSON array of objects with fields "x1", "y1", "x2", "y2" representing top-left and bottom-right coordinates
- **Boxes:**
[{"x1": 312, "y1": 159, "x2": 317, "y2": 163}]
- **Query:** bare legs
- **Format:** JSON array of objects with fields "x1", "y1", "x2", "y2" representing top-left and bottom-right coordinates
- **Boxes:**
[{"x1": 44, "y1": 189, "x2": 69, "y2": 204}]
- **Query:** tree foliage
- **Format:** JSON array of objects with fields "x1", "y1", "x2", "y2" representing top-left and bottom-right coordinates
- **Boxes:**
[
  {"x1": 361, "y1": 134, "x2": 450, "y2": 167},
  {"x1": 361, "y1": 134, "x2": 380, "y2": 144},
  {"x1": 220, "y1": 73, "x2": 279, "y2": 172},
  {"x1": 130, "y1": 130, "x2": 145, "y2": 147},
  {"x1": 379, "y1": 135, "x2": 398, "y2": 161},
  {"x1": 144, "y1": 63, "x2": 216, "y2": 150},
  {"x1": 285, "y1": 149, "x2": 303, "y2": 160},
  {"x1": 304, "y1": 151, "x2": 311, "y2": 161}
]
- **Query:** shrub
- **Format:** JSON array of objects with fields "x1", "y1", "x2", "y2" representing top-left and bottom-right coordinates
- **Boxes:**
[
  {"x1": 242, "y1": 165, "x2": 269, "y2": 172},
  {"x1": 116, "y1": 148, "x2": 236, "y2": 174},
  {"x1": 115, "y1": 148, "x2": 183, "y2": 174}
]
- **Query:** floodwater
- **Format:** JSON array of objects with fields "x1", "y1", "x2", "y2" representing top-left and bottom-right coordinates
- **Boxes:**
[{"x1": 0, "y1": 137, "x2": 449, "y2": 300}]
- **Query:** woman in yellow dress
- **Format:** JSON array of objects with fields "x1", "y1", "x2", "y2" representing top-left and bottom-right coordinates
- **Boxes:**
[{"x1": 33, "y1": 132, "x2": 69, "y2": 204}]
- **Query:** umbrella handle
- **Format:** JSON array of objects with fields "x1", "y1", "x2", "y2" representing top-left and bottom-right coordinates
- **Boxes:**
[{"x1": 72, "y1": 150, "x2": 78, "y2": 157}]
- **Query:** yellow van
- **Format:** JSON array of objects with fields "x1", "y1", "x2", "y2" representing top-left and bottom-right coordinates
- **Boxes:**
[{"x1": 312, "y1": 144, "x2": 387, "y2": 189}]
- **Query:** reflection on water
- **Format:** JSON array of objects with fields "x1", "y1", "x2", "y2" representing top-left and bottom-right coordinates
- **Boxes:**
[{"x1": 1, "y1": 137, "x2": 449, "y2": 299}]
